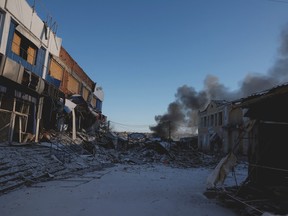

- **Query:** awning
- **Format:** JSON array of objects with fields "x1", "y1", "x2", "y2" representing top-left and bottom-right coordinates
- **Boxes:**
[
  {"x1": 64, "y1": 99, "x2": 77, "y2": 113},
  {"x1": 16, "y1": 25, "x2": 41, "y2": 48}
]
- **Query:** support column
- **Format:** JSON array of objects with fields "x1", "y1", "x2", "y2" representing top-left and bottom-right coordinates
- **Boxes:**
[
  {"x1": 72, "y1": 108, "x2": 76, "y2": 140},
  {"x1": 35, "y1": 97, "x2": 44, "y2": 142},
  {"x1": 9, "y1": 98, "x2": 16, "y2": 143}
]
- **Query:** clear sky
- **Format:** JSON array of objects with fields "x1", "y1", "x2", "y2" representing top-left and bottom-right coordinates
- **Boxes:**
[{"x1": 29, "y1": 0, "x2": 288, "y2": 132}]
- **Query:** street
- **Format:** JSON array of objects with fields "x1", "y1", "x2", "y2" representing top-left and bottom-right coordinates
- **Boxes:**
[{"x1": 0, "y1": 164, "x2": 237, "y2": 216}]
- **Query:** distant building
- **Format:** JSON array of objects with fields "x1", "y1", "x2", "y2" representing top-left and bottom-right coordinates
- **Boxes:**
[{"x1": 198, "y1": 100, "x2": 248, "y2": 154}]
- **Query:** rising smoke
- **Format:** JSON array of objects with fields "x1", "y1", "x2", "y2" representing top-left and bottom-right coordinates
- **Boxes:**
[{"x1": 150, "y1": 24, "x2": 288, "y2": 138}]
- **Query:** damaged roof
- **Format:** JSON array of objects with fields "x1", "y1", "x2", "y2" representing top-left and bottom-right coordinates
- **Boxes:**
[
  {"x1": 200, "y1": 100, "x2": 230, "y2": 113},
  {"x1": 233, "y1": 82, "x2": 288, "y2": 108},
  {"x1": 233, "y1": 82, "x2": 288, "y2": 122}
]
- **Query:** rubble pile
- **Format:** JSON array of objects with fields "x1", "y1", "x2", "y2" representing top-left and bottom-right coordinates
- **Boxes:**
[
  {"x1": 43, "y1": 130, "x2": 224, "y2": 169},
  {"x1": 206, "y1": 183, "x2": 288, "y2": 216},
  {"x1": 80, "y1": 131, "x2": 221, "y2": 168},
  {"x1": 0, "y1": 144, "x2": 66, "y2": 193},
  {"x1": 0, "y1": 130, "x2": 223, "y2": 195}
]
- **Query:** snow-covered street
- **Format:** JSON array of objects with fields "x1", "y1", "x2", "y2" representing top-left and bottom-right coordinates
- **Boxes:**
[{"x1": 0, "y1": 164, "x2": 238, "y2": 216}]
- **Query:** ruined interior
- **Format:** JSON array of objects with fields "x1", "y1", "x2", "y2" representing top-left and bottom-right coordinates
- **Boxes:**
[
  {"x1": 249, "y1": 122, "x2": 288, "y2": 187},
  {"x1": 242, "y1": 88, "x2": 288, "y2": 188},
  {"x1": 0, "y1": 77, "x2": 38, "y2": 142}
]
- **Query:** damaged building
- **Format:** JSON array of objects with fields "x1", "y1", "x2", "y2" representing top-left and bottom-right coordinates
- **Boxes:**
[
  {"x1": 47, "y1": 47, "x2": 106, "y2": 137},
  {"x1": 233, "y1": 83, "x2": 288, "y2": 189},
  {"x1": 198, "y1": 100, "x2": 248, "y2": 154},
  {"x1": 206, "y1": 83, "x2": 288, "y2": 215},
  {"x1": 0, "y1": 0, "x2": 105, "y2": 144}
]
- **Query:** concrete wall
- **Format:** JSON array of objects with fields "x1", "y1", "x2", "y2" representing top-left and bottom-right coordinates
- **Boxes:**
[
  {"x1": 198, "y1": 101, "x2": 228, "y2": 152},
  {"x1": 198, "y1": 101, "x2": 247, "y2": 154},
  {"x1": 53, "y1": 47, "x2": 96, "y2": 102},
  {"x1": 4, "y1": 0, "x2": 61, "y2": 55},
  {"x1": 94, "y1": 86, "x2": 104, "y2": 102},
  {"x1": 0, "y1": 0, "x2": 62, "y2": 79}
]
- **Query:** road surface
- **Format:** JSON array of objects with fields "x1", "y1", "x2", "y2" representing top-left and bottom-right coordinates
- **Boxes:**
[{"x1": 0, "y1": 164, "x2": 237, "y2": 216}]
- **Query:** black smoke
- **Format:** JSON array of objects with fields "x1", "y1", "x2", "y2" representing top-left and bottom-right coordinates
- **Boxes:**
[{"x1": 150, "y1": 24, "x2": 288, "y2": 138}]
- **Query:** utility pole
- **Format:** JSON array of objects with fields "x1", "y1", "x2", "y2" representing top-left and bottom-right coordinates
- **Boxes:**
[
  {"x1": 168, "y1": 121, "x2": 171, "y2": 141},
  {"x1": 168, "y1": 121, "x2": 172, "y2": 149},
  {"x1": 107, "y1": 120, "x2": 110, "y2": 133}
]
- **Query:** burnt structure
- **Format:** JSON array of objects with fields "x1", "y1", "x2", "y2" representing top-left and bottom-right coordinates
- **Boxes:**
[{"x1": 234, "y1": 83, "x2": 288, "y2": 188}]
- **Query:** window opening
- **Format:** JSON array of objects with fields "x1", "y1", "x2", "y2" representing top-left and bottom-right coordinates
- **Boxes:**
[{"x1": 12, "y1": 31, "x2": 37, "y2": 65}]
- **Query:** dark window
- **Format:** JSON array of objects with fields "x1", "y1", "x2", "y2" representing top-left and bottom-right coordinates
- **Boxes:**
[
  {"x1": 218, "y1": 112, "x2": 223, "y2": 126},
  {"x1": 0, "y1": 11, "x2": 5, "y2": 45},
  {"x1": 12, "y1": 31, "x2": 37, "y2": 65},
  {"x1": 211, "y1": 115, "x2": 214, "y2": 126}
]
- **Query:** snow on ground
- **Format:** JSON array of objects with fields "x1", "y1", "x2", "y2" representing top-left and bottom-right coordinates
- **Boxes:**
[
  {"x1": 223, "y1": 161, "x2": 248, "y2": 187},
  {"x1": 0, "y1": 164, "x2": 240, "y2": 216}
]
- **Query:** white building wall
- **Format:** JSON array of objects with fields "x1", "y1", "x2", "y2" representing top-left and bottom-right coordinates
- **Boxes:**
[
  {"x1": 0, "y1": 8, "x2": 10, "y2": 55},
  {"x1": 94, "y1": 86, "x2": 104, "y2": 101},
  {"x1": 0, "y1": 0, "x2": 62, "y2": 79},
  {"x1": 0, "y1": 0, "x2": 5, "y2": 8}
]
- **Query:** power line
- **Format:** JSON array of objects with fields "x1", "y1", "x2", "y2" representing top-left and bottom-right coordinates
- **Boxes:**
[
  {"x1": 108, "y1": 120, "x2": 196, "y2": 133},
  {"x1": 267, "y1": 0, "x2": 288, "y2": 4},
  {"x1": 109, "y1": 121, "x2": 155, "y2": 128},
  {"x1": 109, "y1": 121, "x2": 194, "y2": 129}
]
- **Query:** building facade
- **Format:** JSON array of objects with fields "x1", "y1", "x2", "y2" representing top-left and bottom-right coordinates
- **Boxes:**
[
  {"x1": 0, "y1": 0, "x2": 63, "y2": 143},
  {"x1": 198, "y1": 100, "x2": 248, "y2": 154},
  {"x1": 48, "y1": 47, "x2": 105, "y2": 133},
  {"x1": 0, "y1": 0, "x2": 104, "y2": 143},
  {"x1": 235, "y1": 83, "x2": 288, "y2": 188}
]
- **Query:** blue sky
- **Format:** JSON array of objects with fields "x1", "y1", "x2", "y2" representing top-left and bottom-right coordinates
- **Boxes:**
[{"x1": 31, "y1": 0, "x2": 288, "y2": 132}]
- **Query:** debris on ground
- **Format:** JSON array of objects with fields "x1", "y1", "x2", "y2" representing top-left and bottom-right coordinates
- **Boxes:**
[
  {"x1": 0, "y1": 130, "x2": 223, "y2": 195},
  {"x1": 2, "y1": 130, "x2": 285, "y2": 215},
  {"x1": 205, "y1": 183, "x2": 288, "y2": 216},
  {"x1": 204, "y1": 160, "x2": 288, "y2": 216}
]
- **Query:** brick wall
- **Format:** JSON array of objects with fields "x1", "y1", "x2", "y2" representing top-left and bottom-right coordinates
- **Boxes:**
[{"x1": 59, "y1": 47, "x2": 95, "y2": 96}]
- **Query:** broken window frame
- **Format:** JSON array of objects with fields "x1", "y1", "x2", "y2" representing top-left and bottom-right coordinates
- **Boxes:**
[
  {"x1": 218, "y1": 112, "x2": 223, "y2": 126},
  {"x1": 82, "y1": 86, "x2": 89, "y2": 101},
  {"x1": 0, "y1": 93, "x2": 11, "y2": 142},
  {"x1": 91, "y1": 96, "x2": 97, "y2": 108},
  {"x1": 10, "y1": 98, "x2": 30, "y2": 143},
  {"x1": 0, "y1": 95, "x2": 31, "y2": 143},
  {"x1": 0, "y1": 10, "x2": 5, "y2": 46},
  {"x1": 11, "y1": 31, "x2": 38, "y2": 65},
  {"x1": 211, "y1": 114, "x2": 214, "y2": 126},
  {"x1": 49, "y1": 58, "x2": 64, "y2": 81},
  {"x1": 67, "y1": 74, "x2": 80, "y2": 94}
]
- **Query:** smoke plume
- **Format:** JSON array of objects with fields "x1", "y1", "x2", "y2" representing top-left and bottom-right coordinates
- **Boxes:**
[{"x1": 150, "y1": 24, "x2": 288, "y2": 138}]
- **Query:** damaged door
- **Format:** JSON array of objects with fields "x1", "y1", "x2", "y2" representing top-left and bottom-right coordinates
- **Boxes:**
[
  {"x1": 0, "y1": 94, "x2": 33, "y2": 143},
  {"x1": 0, "y1": 94, "x2": 12, "y2": 142},
  {"x1": 13, "y1": 100, "x2": 31, "y2": 143}
]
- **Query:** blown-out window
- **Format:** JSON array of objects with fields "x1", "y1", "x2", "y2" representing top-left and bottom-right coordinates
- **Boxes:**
[
  {"x1": 0, "y1": 11, "x2": 5, "y2": 46},
  {"x1": 96, "y1": 99, "x2": 102, "y2": 112},
  {"x1": 218, "y1": 112, "x2": 223, "y2": 126},
  {"x1": 82, "y1": 87, "x2": 89, "y2": 101},
  {"x1": 67, "y1": 75, "x2": 80, "y2": 94},
  {"x1": 11, "y1": 31, "x2": 37, "y2": 65},
  {"x1": 49, "y1": 58, "x2": 64, "y2": 81},
  {"x1": 211, "y1": 114, "x2": 214, "y2": 126},
  {"x1": 91, "y1": 97, "x2": 97, "y2": 108}
]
